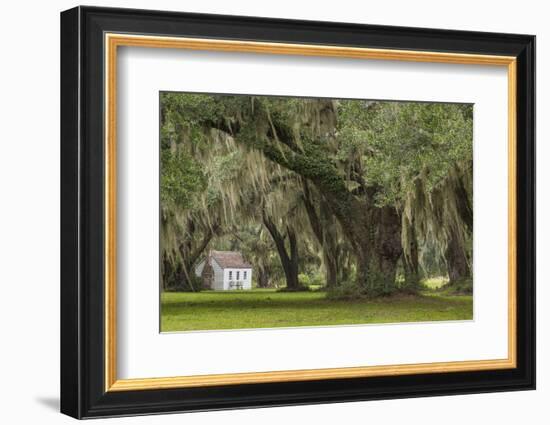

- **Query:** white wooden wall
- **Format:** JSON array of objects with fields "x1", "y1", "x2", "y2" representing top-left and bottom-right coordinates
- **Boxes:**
[
  {"x1": 211, "y1": 259, "x2": 225, "y2": 290},
  {"x1": 223, "y1": 268, "x2": 253, "y2": 290},
  {"x1": 195, "y1": 261, "x2": 253, "y2": 290}
]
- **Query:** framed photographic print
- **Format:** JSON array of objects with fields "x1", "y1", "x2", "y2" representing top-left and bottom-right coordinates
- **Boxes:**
[{"x1": 60, "y1": 6, "x2": 535, "y2": 419}]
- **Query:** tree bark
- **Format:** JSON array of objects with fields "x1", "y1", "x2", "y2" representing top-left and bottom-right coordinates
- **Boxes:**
[
  {"x1": 323, "y1": 251, "x2": 339, "y2": 288},
  {"x1": 302, "y1": 180, "x2": 340, "y2": 288},
  {"x1": 161, "y1": 254, "x2": 177, "y2": 291},
  {"x1": 257, "y1": 266, "x2": 270, "y2": 288},
  {"x1": 445, "y1": 232, "x2": 471, "y2": 283},
  {"x1": 262, "y1": 211, "x2": 300, "y2": 290},
  {"x1": 349, "y1": 205, "x2": 402, "y2": 295},
  {"x1": 286, "y1": 226, "x2": 300, "y2": 290},
  {"x1": 402, "y1": 214, "x2": 420, "y2": 289}
]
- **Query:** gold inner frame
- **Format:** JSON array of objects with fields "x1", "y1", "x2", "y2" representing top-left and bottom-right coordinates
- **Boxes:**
[{"x1": 104, "y1": 33, "x2": 517, "y2": 392}]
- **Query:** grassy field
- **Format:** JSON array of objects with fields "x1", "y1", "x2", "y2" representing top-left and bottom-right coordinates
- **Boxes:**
[{"x1": 160, "y1": 288, "x2": 472, "y2": 332}]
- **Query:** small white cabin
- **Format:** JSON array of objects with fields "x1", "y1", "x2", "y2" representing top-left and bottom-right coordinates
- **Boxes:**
[{"x1": 195, "y1": 250, "x2": 253, "y2": 290}]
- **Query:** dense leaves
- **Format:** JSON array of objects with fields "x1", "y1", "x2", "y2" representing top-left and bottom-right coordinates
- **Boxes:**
[{"x1": 160, "y1": 150, "x2": 206, "y2": 209}]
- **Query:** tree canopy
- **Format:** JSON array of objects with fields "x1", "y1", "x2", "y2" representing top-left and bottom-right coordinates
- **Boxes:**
[{"x1": 160, "y1": 92, "x2": 473, "y2": 297}]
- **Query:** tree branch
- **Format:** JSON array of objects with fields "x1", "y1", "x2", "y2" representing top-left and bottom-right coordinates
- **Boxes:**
[{"x1": 301, "y1": 179, "x2": 323, "y2": 244}]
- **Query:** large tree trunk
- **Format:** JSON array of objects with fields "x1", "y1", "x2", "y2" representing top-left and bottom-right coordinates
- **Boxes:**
[
  {"x1": 302, "y1": 180, "x2": 340, "y2": 288},
  {"x1": 285, "y1": 227, "x2": 300, "y2": 290},
  {"x1": 262, "y1": 211, "x2": 300, "y2": 290},
  {"x1": 323, "y1": 195, "x2": 401, "y2": 295},
  {"x1": 402, "y1": 214, "x2": 420, "y2": 290},
  {"x1": 445, "y1": 232, "x2": 471, "y2": 283},
  {"x1": 257, "y1": 266, "x2": 270, "y2": 288},
  {"x1": 323, "y1": 251, "x2": 339, "y2": 288},
  {"x1": 161, "y1": 254, "x2": 179, "y2": 291},
  {"x1": 355, "y1": 207, "x2": 402, "y2": 297}
]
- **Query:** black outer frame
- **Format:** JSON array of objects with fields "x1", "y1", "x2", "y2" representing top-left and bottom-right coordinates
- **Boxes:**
[{"x1": 60, "y1": 5, "x2": 535, "y2": 419}]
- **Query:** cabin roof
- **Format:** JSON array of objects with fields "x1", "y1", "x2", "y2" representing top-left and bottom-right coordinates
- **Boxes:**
[{"x1": 209, "y1": 250, "x2": 252, "y2": 269}]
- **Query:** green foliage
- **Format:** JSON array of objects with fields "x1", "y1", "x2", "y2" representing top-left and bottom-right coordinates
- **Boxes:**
[
  {"x1": 325, "y1": 280, "x2": 368, "y2": 300},
  {"x1": 337, "y1": 101, "x2": 473, "y2": 207},
  {"x1": 420, "y1": 276, "x2": 449, "y2": 289},
  {"x1": 160, "y1": 149, "x2": 206, "y2": 209},
  {"x1": 298, "y1": 272, "x2": 325, "y2": 288},
  {"x1": 161, "y1": 92, "x2": 245, "y2": 135},
  {"x1": 437, "y1": 277, "x2": 473, "y2": 295}
]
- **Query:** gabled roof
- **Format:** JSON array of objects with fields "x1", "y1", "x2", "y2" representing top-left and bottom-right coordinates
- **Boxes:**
[{"x1": 209, "y1": 250, "x2": 252, "y2": 269}]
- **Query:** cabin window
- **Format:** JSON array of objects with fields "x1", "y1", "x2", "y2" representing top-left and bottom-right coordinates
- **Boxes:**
[
  {"x1": 236, "y1": 271, "x2": 240, "y2": 280},
  {"x1": 244, "y1": 271, "x2": 247, "y2": 280},
  {"x1": 229, "y1": 271, "x2": 233, "y2": 280}
]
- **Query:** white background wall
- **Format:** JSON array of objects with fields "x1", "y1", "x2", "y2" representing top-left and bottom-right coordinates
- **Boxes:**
[{"x1": 0, "y1": 0, "x2": 545, "y2": 424}]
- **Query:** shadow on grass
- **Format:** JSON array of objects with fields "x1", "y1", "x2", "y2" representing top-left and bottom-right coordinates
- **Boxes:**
[{"x1": 162, "y1": 292, "x2": 470, "y2": 314}]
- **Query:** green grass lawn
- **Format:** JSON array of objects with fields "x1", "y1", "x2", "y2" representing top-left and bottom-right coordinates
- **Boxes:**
[{"x1": 160, "y1": 289, "x2": 472, "y2": 332}]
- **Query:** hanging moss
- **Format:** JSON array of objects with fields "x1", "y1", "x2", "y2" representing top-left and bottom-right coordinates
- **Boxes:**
[{"x1": 160, "y1": 92, "x2": 473, "y2": 297}]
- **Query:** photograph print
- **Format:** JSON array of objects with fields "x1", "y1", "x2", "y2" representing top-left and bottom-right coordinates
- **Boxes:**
[{"x1": 159, "y1": 92, "x2": 473, "y2": 332}]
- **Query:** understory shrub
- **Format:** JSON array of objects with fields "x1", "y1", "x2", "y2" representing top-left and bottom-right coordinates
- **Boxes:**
[
  {"x1": 325, "y1": 280, "x2": 368, "y2": 300},
  {"x1": 438, "y1": 278, "x2": 473, "y2": 295}
]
